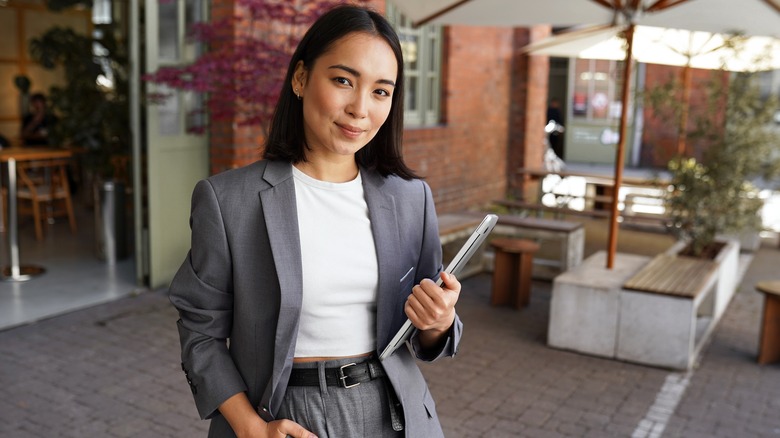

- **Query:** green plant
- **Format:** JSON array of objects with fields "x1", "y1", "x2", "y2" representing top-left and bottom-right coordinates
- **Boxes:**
[
  {"x1": 28, "y1": 25, "x2": 129, "y2": 180},
  {"x1": 665, "y1": 71, "x2": 780, "y2": 257}
]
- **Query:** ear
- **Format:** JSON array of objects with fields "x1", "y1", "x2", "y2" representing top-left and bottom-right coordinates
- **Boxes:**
[{"x1": 292, "y1": 61, "x2": 307, "y2": 95}]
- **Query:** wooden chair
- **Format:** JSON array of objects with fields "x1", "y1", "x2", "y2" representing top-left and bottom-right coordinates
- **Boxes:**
[{"x1": 1, "y1": 158, "x2": 77, "y2": 241}]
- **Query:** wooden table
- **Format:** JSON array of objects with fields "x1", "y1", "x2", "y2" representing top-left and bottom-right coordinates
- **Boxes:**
[
  {"x1": 756, "y1": 281, "x2": 780, "y2": 365},
  {"x1": 0, "y1": 147, "x2": 73, "y2": 281}
]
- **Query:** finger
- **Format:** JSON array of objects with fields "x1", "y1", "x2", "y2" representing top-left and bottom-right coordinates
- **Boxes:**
[
  {"x1": 272, "y1": 419, "x2": 318, "y2": 438},
  {"x1": 404, "y1": 300, "x2": 423, "y2": 326},
  {"x1": 409, "y1": 284, "x2": 448, "y2": 324},
  {"x1": 405, "y1": 298, "x2": 443, "y2": 331},
  {"x1": 412, "y1": 281, "x2": 441, "y2": 307},
  {"x1": 416, "y1": 277, "x2": 458, "y2": 309}
]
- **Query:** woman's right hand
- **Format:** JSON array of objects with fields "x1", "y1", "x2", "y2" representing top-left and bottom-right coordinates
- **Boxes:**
[
  {"x1": 220, "y1": 392, "x2": 317, "y2": 438},
  {"x1": 258, "y1": 419, "x2": 318, "y2": 438}
]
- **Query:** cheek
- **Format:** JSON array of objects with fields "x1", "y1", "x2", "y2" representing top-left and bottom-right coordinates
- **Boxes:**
[
  {"x1": 304, "y1": 89, "x2": 337, "y2": 120},
  {"x1": 373, "y1": 103, "x2": 393, "y2": 128}
]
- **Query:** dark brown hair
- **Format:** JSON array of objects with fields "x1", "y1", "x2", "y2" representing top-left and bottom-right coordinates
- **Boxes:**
[{"x1": 263, "y1": 5, "x2": 417, "y2": 179}]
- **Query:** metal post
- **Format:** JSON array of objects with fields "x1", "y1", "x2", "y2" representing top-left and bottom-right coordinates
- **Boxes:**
[{"x1": 1, "y1": 158, "x2": 45, "y2": 281}]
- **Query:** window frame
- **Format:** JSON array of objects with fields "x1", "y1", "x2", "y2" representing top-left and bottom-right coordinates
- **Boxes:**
[{"x1": 386, "y1": 4, "x2": 443, "y2": 127}]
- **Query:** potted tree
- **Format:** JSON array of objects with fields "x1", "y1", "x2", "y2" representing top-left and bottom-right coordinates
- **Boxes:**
[
  {"x1": 28, "y1": 24, "x2": 130, "y2": 262},
  {"x1": 651, "y1": 70, "x2": 779, "y2": 325},
  {"x1": 666, "y1": 71, "x2": 780, "y2": 258}
]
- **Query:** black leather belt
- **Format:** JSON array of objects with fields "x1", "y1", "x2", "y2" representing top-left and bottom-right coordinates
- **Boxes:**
[{"x1": 287, "y1": 358, "x2": 386, "y2": 389}]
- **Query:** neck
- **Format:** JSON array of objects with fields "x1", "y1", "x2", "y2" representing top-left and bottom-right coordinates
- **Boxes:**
[{"x1": 294, "y1": 156, "x2": 359, "y2": 183}]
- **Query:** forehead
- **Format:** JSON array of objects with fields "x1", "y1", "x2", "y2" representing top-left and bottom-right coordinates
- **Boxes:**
[{"x1": 314, "y1": 32, "x2": 398, "y2": 79}]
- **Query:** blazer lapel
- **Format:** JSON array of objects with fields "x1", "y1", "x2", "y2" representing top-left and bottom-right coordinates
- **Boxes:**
[
  {"x1": 258, "y1": 161, "x2": 302, "y2": 412},
  {"x1": 361, "y1": 169, "x2": 403, "y2": 351}
]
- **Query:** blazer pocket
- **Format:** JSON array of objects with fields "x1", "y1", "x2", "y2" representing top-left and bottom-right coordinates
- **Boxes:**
[
  {"x1": 399, "y1": 267, "x2": 415, "y2": 297},
  {"x1": 399, "y1": 266, "x2": 414, "y2": 284}
]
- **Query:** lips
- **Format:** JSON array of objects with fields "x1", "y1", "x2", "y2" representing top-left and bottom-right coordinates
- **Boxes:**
[{"x1": 336, "y1": 123, "x2": 364, "y2": 138}]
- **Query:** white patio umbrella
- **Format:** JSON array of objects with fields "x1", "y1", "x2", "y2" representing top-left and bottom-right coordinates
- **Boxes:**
[
  {"x1": 390, "y1": 0, "x2": 780, "y2": 269},
  {"x1": 525, "y1": 25, "x2": 780, "y2": 71},
  {"x1": 524, "y1": 24, "x2": 780, "y2": 156}
]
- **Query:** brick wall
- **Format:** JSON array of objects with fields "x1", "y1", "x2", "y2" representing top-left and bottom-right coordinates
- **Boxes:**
[
  {"x1": 640, "y1": 64, "x2": 728, "y2": 168},
  {"x1": 208, "y1": 0, "x2": 238, "y2": 174},
  {"x1": 207, "y1": 0, "x2": 550, "y2": 214},
  {"x1": 508, "y1": 26, "x2": 551, "y2": 202},
  {"x1": 404, "y1": 26, "x2": 515, "y2": 214}
]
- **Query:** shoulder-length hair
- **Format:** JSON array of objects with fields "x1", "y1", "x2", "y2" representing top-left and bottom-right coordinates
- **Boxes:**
[{"x1": 263, "y1": 4, "x2": 418, "y2": 180}]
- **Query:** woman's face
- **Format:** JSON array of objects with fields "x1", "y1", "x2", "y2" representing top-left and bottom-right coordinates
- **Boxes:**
[{"x1": 293, "y1": 32, "x2": 398, "y2": 162}]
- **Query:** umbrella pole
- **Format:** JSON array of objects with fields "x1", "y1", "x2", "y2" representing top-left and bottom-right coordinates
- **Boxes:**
[{"x1": 606, "y1": 23, "x2": 636, "y2": 269}]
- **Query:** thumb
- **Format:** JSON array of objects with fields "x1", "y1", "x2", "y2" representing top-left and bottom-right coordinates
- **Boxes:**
[{"x1": 440, "y1": 272, "x2": 461, "y2": 292}]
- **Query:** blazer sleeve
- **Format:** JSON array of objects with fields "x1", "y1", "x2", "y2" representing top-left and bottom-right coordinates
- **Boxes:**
[
  {"x1": 409, "y1": 180, "x2": 463, "y2": 361},
  {"x1": 169, "y1": 179, "x2": 247, "y2": 420}
]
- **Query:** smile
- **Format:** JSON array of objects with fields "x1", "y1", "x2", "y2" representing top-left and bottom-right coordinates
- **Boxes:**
[{"x1": 336, "y1": 123, "x2": 364, "y2": 138}]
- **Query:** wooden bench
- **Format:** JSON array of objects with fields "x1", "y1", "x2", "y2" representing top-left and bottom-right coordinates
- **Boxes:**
[
  {"x1": 494, "y1": 199, "x2": 611, "y2": 220},
  {"x1": 437, "y1": 213, "x2": 483, "y2": 245},
  {"x1": 618, "y1": 254, "x2": 721, "y2": 369},
  {"x1": 437, "y1": 212, "x2": 586, "y2": 281},
  {"x1": 492, "y1": 214, "x2": 584, "y2": 280},
  {"x1": 437, "y1": 213, "x2": 488, "y2": 279},
  {"x1": 623, "y1": 254, "x2": 718, "y2": 297},
  {"x1": 495, "y1": 198, "x2": 670, "y2": 231},
  {"x1": 756, "y1": 281, "x2": 780, "y2": 365}
]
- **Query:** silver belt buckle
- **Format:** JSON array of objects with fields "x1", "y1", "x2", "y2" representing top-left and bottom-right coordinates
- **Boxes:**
[{"x1": 338, "y1": 363, "x2": 360, "y2": 389}]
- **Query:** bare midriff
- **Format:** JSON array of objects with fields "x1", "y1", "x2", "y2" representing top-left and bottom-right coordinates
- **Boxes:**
[{"x1": 293, "y1": 352, "x2": 373, "y2": 364}]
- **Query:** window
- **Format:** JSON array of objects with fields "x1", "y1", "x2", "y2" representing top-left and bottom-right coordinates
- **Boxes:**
[
  {"x1": 155, "y1": 0, "x2": 208, "y2": 135},
  {"x1": 386, "y1": 4, "x2": 442, "y2": 127},
  {"x1": 571, "y1": 58, "x2": 626, "y2": 122}
]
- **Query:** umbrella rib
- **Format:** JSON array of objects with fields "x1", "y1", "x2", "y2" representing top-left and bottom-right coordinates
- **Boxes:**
[
  {"x1": 762, "y1": 0, "x2": 780, "y2": 14},
  {"x1": 413, "y1": 0, "x2": 474, "y2": 27},
  {"x1": 646, "y1": 0, "x2": 691, "y2": 13},
  {"x1": 590, "y1": 0, "x2": 617, "y2": 10}
]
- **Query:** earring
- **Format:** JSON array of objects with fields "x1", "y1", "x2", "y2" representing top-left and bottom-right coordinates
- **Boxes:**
[{"x1": 294, "y1": 88, "x2": 301, "y2": 100}]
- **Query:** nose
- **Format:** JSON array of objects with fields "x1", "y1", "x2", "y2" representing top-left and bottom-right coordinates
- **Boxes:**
[{"x1": 346, "y1": 91, "x2": 368, "y2": 119}]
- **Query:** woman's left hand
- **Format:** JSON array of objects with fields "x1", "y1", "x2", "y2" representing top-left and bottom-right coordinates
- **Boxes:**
[{"x1": 405, "y1": 272, "x2": 461, "y2": 346}]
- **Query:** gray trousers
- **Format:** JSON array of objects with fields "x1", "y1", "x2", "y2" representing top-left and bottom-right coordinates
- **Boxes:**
[{"x1": 278, "y1": 357, "x2": 404, "y2": 438}]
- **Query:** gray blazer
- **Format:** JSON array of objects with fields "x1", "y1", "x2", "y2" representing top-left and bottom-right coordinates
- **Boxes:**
[{"x1": 169, "y1": 160, "x2": 462, "y2": 437}]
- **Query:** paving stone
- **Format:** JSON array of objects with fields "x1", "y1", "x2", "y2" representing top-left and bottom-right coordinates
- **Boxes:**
[{"x1": 1, "y1": 245, "x2": 779, "y2": 437}]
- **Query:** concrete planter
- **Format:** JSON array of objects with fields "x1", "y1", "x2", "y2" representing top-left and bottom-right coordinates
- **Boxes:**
[{"x1": 548, "y1": 238, "x2": 741, "y2": 370}]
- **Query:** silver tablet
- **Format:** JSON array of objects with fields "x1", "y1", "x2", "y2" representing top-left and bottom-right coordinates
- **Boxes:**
[{"x1": 379, "y1": 214, "x2": 498, "y2": 361}]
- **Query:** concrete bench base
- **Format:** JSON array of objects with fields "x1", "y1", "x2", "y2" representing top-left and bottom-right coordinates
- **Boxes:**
[{"x1": 549, "y1": 241, "x2": 740, "y2": 370}]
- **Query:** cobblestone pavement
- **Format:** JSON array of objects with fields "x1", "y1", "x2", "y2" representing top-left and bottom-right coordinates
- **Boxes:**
[{"x1": 1, "y1": 247, "x2": 779, "y2": 437}]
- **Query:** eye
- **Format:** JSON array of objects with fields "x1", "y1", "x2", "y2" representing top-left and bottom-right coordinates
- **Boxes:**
[
  {"x1": 334, "y1": 77, "x2": 352, "y2": 87},
  {"x1": 374, "y1": 88, "x2": 391, "y2": 97}
]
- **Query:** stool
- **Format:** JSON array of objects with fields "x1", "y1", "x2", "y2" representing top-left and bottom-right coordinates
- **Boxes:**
[
  {"x1": 756, "y1": 281, "x2": 780, "y2": 365},
  {"x1": 490, "y1": 237, "x2": 540, "y2": 309}
]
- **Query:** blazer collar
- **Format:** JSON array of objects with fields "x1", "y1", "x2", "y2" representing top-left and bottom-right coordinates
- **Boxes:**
[
  {"x1": 258, "y1": 161, "x2": 300, "y2": 412},
  {"x1": 360, "y1": 168, "x2": 403, "y2": 351}
]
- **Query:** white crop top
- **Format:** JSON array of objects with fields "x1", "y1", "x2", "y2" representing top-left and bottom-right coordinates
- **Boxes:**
[{"x1": 292, "y1": 166, "x2": 379, "y2": 357}]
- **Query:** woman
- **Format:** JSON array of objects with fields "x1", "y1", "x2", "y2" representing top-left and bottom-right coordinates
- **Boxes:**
[{"x1": 169, "y1": 5, "x2": 462, "y2": 438}]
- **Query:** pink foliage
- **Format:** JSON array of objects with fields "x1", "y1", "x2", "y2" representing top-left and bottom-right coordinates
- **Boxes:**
[{"x1": 144, "y1": 0, "x2": 368, "y2": 134}]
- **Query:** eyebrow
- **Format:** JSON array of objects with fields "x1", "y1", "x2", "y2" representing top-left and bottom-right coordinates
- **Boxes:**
[{"x1": 328, "y1": 64, "x2": 396, "y2": 87}]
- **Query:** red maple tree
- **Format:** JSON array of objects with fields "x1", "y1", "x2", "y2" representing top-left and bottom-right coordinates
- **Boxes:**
[{"x1": 145, "y1": 0, "x2": 368, "y2": 135}]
